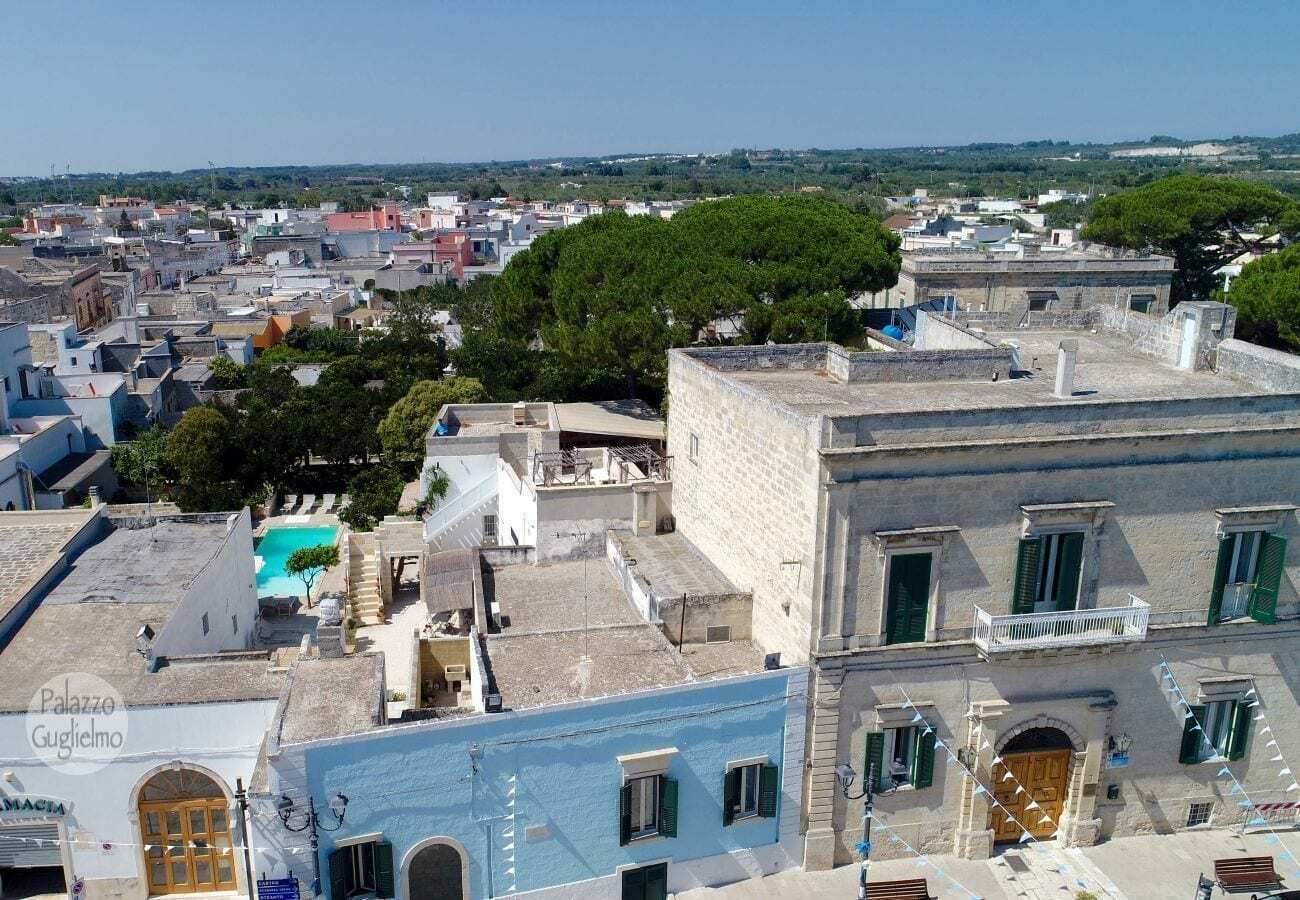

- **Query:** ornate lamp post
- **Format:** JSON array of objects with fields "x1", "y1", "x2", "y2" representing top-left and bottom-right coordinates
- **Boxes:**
[{"x1": 275, "y1": 793, "x2": 349, "y2": 897}]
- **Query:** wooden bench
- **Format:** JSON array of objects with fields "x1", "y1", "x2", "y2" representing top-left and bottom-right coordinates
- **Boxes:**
[
  {"x1": 871, "y1": 878, "x2": 934, "y2": 900},
  {"x1": 1215, "y1": 855, "x2": 1280, "y2": 891}
]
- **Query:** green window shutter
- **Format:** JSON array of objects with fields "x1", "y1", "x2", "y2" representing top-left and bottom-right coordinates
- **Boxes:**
[
  {"x1": 1013, "y1": 537, "x2": 1042, "y2": 614},
  {"x1": 1179, "y1": 705, "x2": 1207, "y2": 764},
  {"x1": 373, "y1": 841, "x2": 395, "y2": 899},
  {"x1": 1228, "y1": 701, "x2": 1253, "y2": 761},
  {"x1": 621, "y1": 867, "x2": 646, "y2": 900},
  {"x1": 644, "y1": 863, "x2": 668, "y2": 900},
  {"x1": 1249, "y1": 534, "x2": 1286, "y2": 625},
  {"x1": 1053, "y1": 532, "x2": 1085, "y2": 611},
  {"x1": 619, "y1": 782, "x2": 632, "y2": 846},
  {"x1": 722, "y1": 768, "x2": 740, "y2": 826},
  {"x1": 886, "y1": 553, "x2": 931, "y2": 645},
  {"x1": 758, "y1": 764, "x2": 779, "y2": 818},
  {"x1": 327, "y1": 848, "x2": 348, "y2": 900},
  {"x1": 658, "y1": 776, "x2": 678, "y2": 838},
  {"x1": 865, "y1": 732, "x2": 885, "y2": 788},
  {"x1": 913, "y1": 729, "x2": 936, "y2": 789},
  {"x1": 1208, "y1": 536, "x2": 1233, "y2": 626}
]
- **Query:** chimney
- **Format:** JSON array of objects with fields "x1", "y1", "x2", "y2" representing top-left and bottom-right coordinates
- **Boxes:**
[{"x1": 1054, "y1": 339, "x2": 1077, "y2": 398}]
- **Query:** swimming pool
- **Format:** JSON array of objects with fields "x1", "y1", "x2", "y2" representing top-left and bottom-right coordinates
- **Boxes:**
[{"x1": 255, "y1": 525, "x2": 339, "y2": 597}]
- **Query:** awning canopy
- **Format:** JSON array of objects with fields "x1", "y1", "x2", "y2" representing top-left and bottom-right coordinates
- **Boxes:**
[
  {"x1": 423, "y1": 548, "x2": 479, "y2": 615},
  {"x1": 553, "y1": 400, "x2": 664, "y2": 442}
]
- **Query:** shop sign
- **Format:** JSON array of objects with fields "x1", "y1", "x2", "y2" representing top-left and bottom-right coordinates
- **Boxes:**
[
  {"x1": 1105, "y1": 750, "x2": 1131, "y2": 769},
  {"x1": 0, "y1": 794, "x2": 71, "y2": 816},
  {"x1": 257, "y1": 876, "x2": 300, "y2": 900}
]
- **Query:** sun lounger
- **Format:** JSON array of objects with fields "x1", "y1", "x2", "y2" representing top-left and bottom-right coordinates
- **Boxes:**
[
  {"x1": 298, "y1": 494, "x2": 316, "y2": 514},
  {"x1": 282, "y1": 494, "x2": 298, "y2": 515},
  {"x1": 320, "y1": 493, "x2": 337, "y2": 514}
]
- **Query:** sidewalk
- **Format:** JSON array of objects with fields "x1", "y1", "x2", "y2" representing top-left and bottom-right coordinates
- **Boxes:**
[{"x1": 678, "y1": 829, "x2": 1300, "y2": 900}]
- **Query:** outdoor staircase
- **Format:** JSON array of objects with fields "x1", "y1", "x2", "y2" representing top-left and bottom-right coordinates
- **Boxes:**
[
  {"x1": 424, "y1": 475, "x2": 498, "y2": 551},
  {"x1": 348, "y1": 532, "x2": 384, "y2": 626}
]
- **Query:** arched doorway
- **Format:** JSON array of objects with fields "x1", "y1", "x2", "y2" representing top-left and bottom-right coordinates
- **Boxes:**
[
  {"x1": 137, "y1": 769, "x2": 236, "y2": 895},
  {"x1": 991, "y1": 727, "x2": 1074, "y2": 842},
  {"x1": 403, "y1": 837, "x2": 468, "y2": 900}
]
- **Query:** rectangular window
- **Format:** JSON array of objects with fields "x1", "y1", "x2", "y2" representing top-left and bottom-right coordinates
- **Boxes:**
[
  {"x1": 1187, "y1": 801, "x2": 1213, "y2": 827},
  {"x1": 627, "y1": 775, "x2": 659, "y2": 839},
  {"x1": 1027, "y1": 291, "x2": 1056, "y2": 311},
  {"x1": 1013, "y1": 532, "x2": 1084, "y2": 614},
  {"x1": 620, "y1": 862, "x2": 668, "y2": 900},
  {"x1": 201, "y1": 612, "x2": 209, "y2": 635},
  {"x1": 736, "y1": 764, "x2": 760, "y2": 819},
  {"x1": 482, "y1": 514, "x2": 498, "y2": 543},
  {"x1": 885, "y1": 552, "x2": 931, "y2": 645},
  {"x1": 723, "y1": 762, "x2": 779, "y2": 825},
  {"x1": 231, "y1": 614, "x2": 238, "y2": 634},
  {"x1": 1210, "y1": 532, "x2": 1286, "y2": 625},
  {"x1": 1180, "y1": 699, "x2": 1251, "y2": 764},
  {"x1": 705, "y1": 624, "x2": 731, "y2": 644},
  {"x1": 346, "y1": 842, "x2": 376, "y2": 897},
  {"x1": 866, "y1": 727, "x2": 936, "y2": 791},
  {"x1": 688, "y1": 433, "x2": 699, "y2": 462},
  {"x1": 1128, "y1": 294, "x2": 1155, "y2": 314}
]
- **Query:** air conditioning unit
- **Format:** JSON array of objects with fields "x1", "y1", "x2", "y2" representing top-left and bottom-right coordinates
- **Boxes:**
[{"x1": 444, "y1": 664, "x2": 467, "y2": 680}]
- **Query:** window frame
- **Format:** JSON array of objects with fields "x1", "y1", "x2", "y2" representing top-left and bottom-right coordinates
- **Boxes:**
[
  {"x1": 343, "y1": 841, "x2": 377, "y2": 898},
  {"x1": 688, "y1": 433, "x2": 699, "y2": 464},
  {"x1": 1033, "y1": 529, "x2": 1086, "y2": 611},
  {"x1": 733, "y1": 763, "x2": 760, "y2": 820},
  {"x1": 880, "y1": 725, "x2": 918, "y2": 790},
  {"x1": 627, "y1": 774, "x2": 660, "y2": 840}
]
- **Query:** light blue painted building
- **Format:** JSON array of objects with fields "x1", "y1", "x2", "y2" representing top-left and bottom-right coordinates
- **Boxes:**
[{"x1": 253, "y1": 665, "x2": 806, "y2": 900}]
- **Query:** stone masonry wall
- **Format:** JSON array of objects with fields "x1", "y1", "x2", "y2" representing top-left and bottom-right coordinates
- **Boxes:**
[
  {"x1": 667, "y1": 349, "x2": 823, "y2": 664},
  {"x1": 1216, "y1": 338, "x2": 1300, "y2": 392}
]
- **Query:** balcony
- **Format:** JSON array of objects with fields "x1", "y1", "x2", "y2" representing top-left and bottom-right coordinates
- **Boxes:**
[{"x1": 973, "y1": 595, "x2": 1150, "y2": 655}]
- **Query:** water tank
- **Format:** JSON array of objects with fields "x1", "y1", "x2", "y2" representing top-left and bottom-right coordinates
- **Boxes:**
[
  {"x1": 882, "y1": 324, "x2": 905, "y2": 341},
  {"x1": 317, "y1": 594, "x2": 344, "y2": 626}
]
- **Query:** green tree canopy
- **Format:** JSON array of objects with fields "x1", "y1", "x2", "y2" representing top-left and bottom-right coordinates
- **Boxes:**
[
  {"x1": 164, "y1": 407, "x2": 240, "y2": 511},
  {"x1": 339, "y1": 466, "x2": 406, "y2": 531},
  {"x1": 207, "y1": 356, "x2": 246, "y2": 390},
  {"x1": 377, "y1": 376, "x2": 487, "y2": 465},
  {"x1": 1225, "y1": 243, "x2": 1300, "y2": 352},
  {"x1": 1082, "y1": 175, "x2": 1300, "y2": 304},
  {"x1": 109, "y1": 425, "x2": 169, "y2": 500},
  {"x1": 284, "y1": 543, "x2": 340, "y2": 601},
  {"x1": 452, "y1": 195, "x2": 900, "y2": 401}
]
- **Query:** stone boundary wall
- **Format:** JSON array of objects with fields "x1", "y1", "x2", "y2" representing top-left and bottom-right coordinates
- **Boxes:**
[
  {"x1": 832, "y1": 344, "x2": 1013, "y2": 384},
  {"x1": 1216, "y1": 339, "x2": 1300, "y2": 393},
  {"x1": 914, "y1": 310, "x2": 998, "y2": 351},
  {"x1": 1097, "y1": 306, "x2": 1183, "y2": 367},
  {"x1": 680, "y1": 343, "x2": 826, "y2": 372}
]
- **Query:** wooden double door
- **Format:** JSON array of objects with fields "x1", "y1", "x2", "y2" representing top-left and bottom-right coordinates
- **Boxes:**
[
  {"x1": 990, "y1": 749, "x2": 1071, "y2": 842},
  {"x1": 140, "y1": 798, "x2": 237, "y2": 895}
]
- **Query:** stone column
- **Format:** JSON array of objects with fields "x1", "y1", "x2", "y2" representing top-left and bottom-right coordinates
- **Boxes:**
[
  {"x1": 955, "y1": 700, "x2": 1005, "y2": 859},
  {"x1": 803, "y1": 665, "x2": 846, "y2": 870}
]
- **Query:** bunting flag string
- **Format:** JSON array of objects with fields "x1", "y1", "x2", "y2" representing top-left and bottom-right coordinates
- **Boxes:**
[
  {"x1": 0, "y1": 832, "x2": 312, "y2": 855},
  {"x1": 867, "y1": 811, "x2": 984, "y2": 900},
  {"x1": 1157, "y1": 654, "x2": 1300, "y2": 878}
]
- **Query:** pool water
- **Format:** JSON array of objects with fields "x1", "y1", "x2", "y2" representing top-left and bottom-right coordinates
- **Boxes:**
[{"x1": 255, "y1": 525, "x2": 339, "y2": 598}]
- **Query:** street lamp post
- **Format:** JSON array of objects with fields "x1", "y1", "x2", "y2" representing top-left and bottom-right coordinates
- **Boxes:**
[
  {"x1": 275, "y1": 793, "x2": 349, "y2": 898},
  {"x1": 836, "y1": 762, "x2": 877, "y2": 900}
]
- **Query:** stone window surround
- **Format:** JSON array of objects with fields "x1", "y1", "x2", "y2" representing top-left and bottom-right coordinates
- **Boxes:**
[
  {"x1": 724, "y1": 754, "x2": 769, "y2": 773},
  {"x1": 1214, "y1": 504, "x2": 1296, "y2": 537},
  {"x1": 1018, "y1": 501, "x2": 1113, "y2": 612},
  {"x1": 614, "y1": 856, "x2": 671, "y2": 878},
  {"x1": 332, "y1": 831, "x2": 383, "y2": 849},
  {"x1": 872, "y1": 526, "x2": 959, "y2": 644},
  {"x1": 1195, "y1": 676, "x2": 1254, "y2": 703},
  {"x1": 617, "y1": 747, "x2": 678, "y2": 781},
  {"x1": 874, "y1": 700, "x2": 936, "y2": 730}
]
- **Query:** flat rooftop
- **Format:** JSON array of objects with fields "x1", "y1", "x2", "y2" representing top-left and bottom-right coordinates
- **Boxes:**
[
  {"x1": 483, "y1": 559, "x2": 766, "y2": 710},
  {"x1": 609, "y1": 531, "x2": 739, "y2": 599},
  {"x1": 0, "y1": 600, "x2": 284, "y2": 711},
  {"x1": 704, "y1": 329, "x2": 1276, "y2": 421},
  {"x1": 44, "y1": 518, "x2": 236, "y2": 607},
  {"x1": 273, "y1": 653, "x2": 385, "y2": 744},
  {"x1": 0, "y1": 509, "x2": 98, "y2": 624}
]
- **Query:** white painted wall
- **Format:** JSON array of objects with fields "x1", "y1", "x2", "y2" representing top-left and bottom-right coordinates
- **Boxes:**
[
  {"x1": 0, "y1": 699, "x2": 279, "y2": 900},
  {"x1": 496, "y1": 459, "x2": 537, "y2": 549},
  {"x1": 153, "y1": 510, "x2": 260, "y2": 658}
]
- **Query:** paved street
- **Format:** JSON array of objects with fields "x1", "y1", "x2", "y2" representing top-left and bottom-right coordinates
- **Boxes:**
[{"x1": 679, "y1": 830, "x2": 1300, "y2": 900}]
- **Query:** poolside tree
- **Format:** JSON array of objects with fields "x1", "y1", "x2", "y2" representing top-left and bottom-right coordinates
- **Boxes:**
[
  {"x1": 284, "y1": 544, "x2": 340, "y2": 605},
  {"x1": 338, "y1": 465, "x2": 406, "y2": 531}
]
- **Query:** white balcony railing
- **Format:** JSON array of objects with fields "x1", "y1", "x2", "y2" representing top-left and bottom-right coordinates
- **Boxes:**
[{"x1": 973, "y1": 595, "x2": 1150, "y2": 654}]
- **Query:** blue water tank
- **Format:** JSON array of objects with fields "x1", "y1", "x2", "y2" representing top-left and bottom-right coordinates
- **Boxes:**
[{"x1": 882, "y1": 324, "x2": 905, "y2": 341}]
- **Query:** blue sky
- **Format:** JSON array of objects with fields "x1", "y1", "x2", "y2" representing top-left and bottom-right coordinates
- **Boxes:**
[{"x1": 2, "y1": 1, "x2": 1298, "y2": 175}]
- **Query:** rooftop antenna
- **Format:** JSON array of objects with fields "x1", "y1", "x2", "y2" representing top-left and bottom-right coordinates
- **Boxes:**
[{"x1": 555, "y1": 529, "x2": 592, "y2": 665}]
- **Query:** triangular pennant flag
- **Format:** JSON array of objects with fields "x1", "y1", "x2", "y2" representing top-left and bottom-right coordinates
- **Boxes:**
[
  {"x1": 1184, "y1": 710, "x2": 1194, "y2": 719},
  {"x1": 1267, "y1": 835, "x2": 1281, "y2": 845},
  {"x1": 1257, "y1": 714, "x2": 1269, "y2": 721},
  {"x1": 981, "y1": 739, "x2": 991, "y2": 750},
  {"x1": 1019, "y1": 830, "x2": 1032, "y2": 843},
  {"x1": 1261, "y1": 726, "x2": 1273, "y2": 734},
  {"x1": 1246, "y1": 687, "x2": 1256, "y2": 697},
  {"x1": 1230, "y1": 783, "x2": 1243, "y2": 794},
  {"x1": 912, "y1": 712, "x2": 924, "y2": 723},
  {"x1": 1015, "y1": 785, "x2": 1025, "y2": 795},
  {"x1": 1269, "y1": 740, "x2": 1280, "y2": 748},
  {"x1": 1287, "y1": 783, "x2": 1300, "y2": 791},
  {"x1": 1002, "y1": 771, "x2": 1014, "y2": 781},
  {"x1": 923, "y1": 725, "x2": 933, "y2": 735},
  {"x1": 1190, "y1": 724, "x2": 1202, "y2": 732},
  {"x1": 902, "y1": 699, "x2": 914, "y2": 709},
  {"x1": 973, "y1": 785, "x2": 986, "y2": 796},
  {"x1": 1281, "y1": 768, "x2": 1293, "y2": 776},
  {"x1": 917, "y1": 858, "x2": 928, "y2": 868},
  {"x1": 1239, "y1": 800, "x2": 1254, "y2": 808},
  {"x1": 992, "y1": 755, "x2": 1003, "y2": 765},
  {"x1": 1039, "y1": 815, "x2": 1052, "y2": 825},
  {"x1": 1217, "y1": 766, "x2": 1231, "y2": 777},
  {"x1": 1026, "y1": 800, "x2": 1040, "y2": 810},
  {"x1": 1249, "y1": 816, "x2": 1268, "y2": 826}
]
